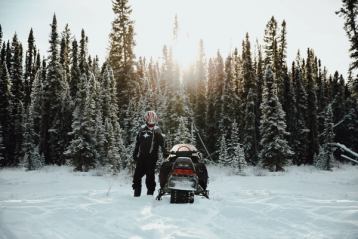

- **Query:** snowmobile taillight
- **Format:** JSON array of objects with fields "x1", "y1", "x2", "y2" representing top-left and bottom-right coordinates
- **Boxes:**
[{"x1": 173, "y1": 168, "x2": 196, "y2": 176}]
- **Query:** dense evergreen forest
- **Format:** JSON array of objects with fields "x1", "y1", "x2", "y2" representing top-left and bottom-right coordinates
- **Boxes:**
[{"x1": 0, "y1": 0, "x2": 357, "y2": 173}]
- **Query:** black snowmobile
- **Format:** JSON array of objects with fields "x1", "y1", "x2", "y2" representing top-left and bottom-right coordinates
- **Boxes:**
[{"x1": 156, "y1": 144, "x2": 209, "y2": 203}]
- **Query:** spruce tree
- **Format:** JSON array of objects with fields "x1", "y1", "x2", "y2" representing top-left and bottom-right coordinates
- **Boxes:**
[
  {"x1": 109, "y1": 0, "x2": 136, "y2": 115},
  {"x1": 24, "y1": 28, "x2": 37, "y2": 109},
  {"x1": 218, "y1": 134, "x2": 229, "y2": 166},
  {"x1": 79, "y1": 29, "x2": 88, "y2": 75},
  {"x1": 60, "y1": 24, "x2": 71, "y2": 83},
  {"x1": 292, "y1": 64, "x2": 308, "y2": 165},
  {"x1": 22, "y1": 109, "x2": 44, "y2": 170},
  {"x1": 41, "y1": 15, "x2": 68, "y2": 164},
  {"x1": 103, "y1": 119, "x2": 122, "y2": 174},
  {"x1": 220, "y1": 55, "x2": 237, "y2": 137},
  {"x1": 10, "y1": 34, "x2": 25, "y2": 164},
  {"x1": 314, "y1": 104, "x2": 335, "y2": 170},
  {"x1": 194, "y1": 40, "x2": 207, "y2": 143},
  {"x1": 278, "y1": 20, "x2": 288, "y2": 73},
  {"x1": 29, "y1": 68, "x2": 43, "y2": 147},
  {"x1": 0, "y1": 62, "x2": 14, "y2": 166},
  {"x1": 242, "y1": 34, "x2": 256, "y2": 97},
  {"x1": 255, "y1": 44, "x2": 264, "y2": 144},
  {"x1": 259, "y1": 66, "x2": 293, "y2": 171},
  {"x1": 5, "y1": 41, "x2": 11, "y2": 72},
  {"x1": 174, "y1": 117, "x2": 192, "y2": 144},
  {"x1": 263, "y1": 17, "x2": 278, "y2": 70},
  {"x1": 0, "y1": 24, "x2": 2, "y2": 49},
  {"x1": 0, "y1": 42, "x2": 6, "y2": 65},
  {"x1": 282, "y1": 68, "x2": 297, "y2": 148},
  {"x1": 70, "y1": 39, "x2": 80, "y2": 99},
  {"x1": 233, "y1": 144, "x2": 246, "y2": 175},
  {"x1": 0, "y1": 124, "x2": 4, "y2": 166},
  {"x1": 243, "y1": 89, "x2": 258, "y2": 165},
  {"x1": 337, "y1": 0, "x2": 358, "y2": 74},
  {"x1": 305, "y1": 49, "x2": 319, "y2": 164},
  {"x1": 214, "y1": 52, "x2": 225, "y2": 124},
  {"x1": 65, "y1": 73, "x2": 96, "y2": 171},
  {"x1": 206, "y1": 58, "x2": 219, "y2": 158}
]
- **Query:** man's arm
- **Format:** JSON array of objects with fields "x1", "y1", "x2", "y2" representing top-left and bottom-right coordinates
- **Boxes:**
[
  {"x1": 156, "y1": 127, "x2": 168, "y2": 158},
  {"x1": 133, "y1": 131, "x2": 140, "y2": 161}
]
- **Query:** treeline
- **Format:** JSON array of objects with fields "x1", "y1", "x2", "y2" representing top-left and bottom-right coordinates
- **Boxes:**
[
  {"x1": 0, "y1": 0, "x2": 357, "y2": 173},
  {"x1": 0, "y1": 16, "x2": 128, "y2": 173}
]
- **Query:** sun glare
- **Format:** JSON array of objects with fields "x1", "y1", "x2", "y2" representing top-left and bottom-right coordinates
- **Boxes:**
[{"x1": 171, "y1": 33, "x2": 198, "y2": 70}]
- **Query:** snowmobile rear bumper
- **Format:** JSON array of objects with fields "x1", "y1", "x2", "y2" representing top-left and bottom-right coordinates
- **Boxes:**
[{"x1": 167, "y1": 175, "x2": 198, "y2": 191}]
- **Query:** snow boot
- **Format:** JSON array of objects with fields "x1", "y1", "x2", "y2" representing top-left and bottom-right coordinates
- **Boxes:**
[{"x1": 134, "y1": 188, "x2": 141, "y2": 197}]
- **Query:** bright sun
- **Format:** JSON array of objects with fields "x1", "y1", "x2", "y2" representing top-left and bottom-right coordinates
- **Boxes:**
[{"x1": 171, "y1": 33, "x2": 198, "y2": 70}]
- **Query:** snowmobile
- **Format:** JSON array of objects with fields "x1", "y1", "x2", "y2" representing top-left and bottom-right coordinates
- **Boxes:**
[{"x1": 156, "y1": 144, "x2": 209, "y2": 203}]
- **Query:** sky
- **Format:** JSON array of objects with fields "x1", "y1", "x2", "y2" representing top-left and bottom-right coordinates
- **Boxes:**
[{"x1": 0, "y1": 0, "x2": 351, "y2": 76}]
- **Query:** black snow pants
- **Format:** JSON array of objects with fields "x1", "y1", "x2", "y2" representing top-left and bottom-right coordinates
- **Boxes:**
[{"x1": 132, "y1": 159, "x2": 156, "y2": 193}]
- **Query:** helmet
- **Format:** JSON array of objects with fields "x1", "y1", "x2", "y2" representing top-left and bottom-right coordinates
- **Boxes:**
[{"x1": 144, "y1": 111, "x2": 158, "y2": 127}]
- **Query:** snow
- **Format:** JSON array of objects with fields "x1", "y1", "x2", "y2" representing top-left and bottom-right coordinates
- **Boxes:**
[{"x1": 1, "y1": 165, "x2": 358, "y2": 239}]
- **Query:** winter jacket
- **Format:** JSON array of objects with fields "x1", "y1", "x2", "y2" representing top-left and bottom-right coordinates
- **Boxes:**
[{"x1": 133, "y1": 125, "x2": 167, "y2": 162}]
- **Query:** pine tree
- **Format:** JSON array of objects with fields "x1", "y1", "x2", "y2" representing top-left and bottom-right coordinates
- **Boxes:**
[
  {"x1": 22, "y1": 109, "x2": 44, "y2": 170},
  {"x1": 337, "y1": 0, "x2": 358, "y2": 74},
  {"x1": 0, "y1": 62, "x2": 14, "y2": 167},
  {"x1": 60, "y1": 24, "x2": 71, "y2": 82},
  {"x1": 70, "y1": 39, "x2": 80, "y2": 99},
  {"x1": 0, "y1": 42, "x2": 6, "y2": 65},
  {"x1": 255, "y1": 44, "x2": 264, "y2": 145},
  {"x1": 206, "y1": 58, "x2": 219, "y2": 157},
  {"x1": 220, "y1": 55, "x2": 237, "y2": 137},
  {"x1": 323, "y1": 104, "x2": 335, "y2": 145},
  {"x1": 5, "y1": 41, "x2": 11, "y2": 72},
  {"x1": 233, "y1": 143, "x2": 247, "y2": 175},
  {"x1": 79, "y1": 29, "x2": 88, "y2": 76},
  {"x1": 0, "y1": 124, "x2": 4, "y2": 166},
  {"x1": 263, "y1": 17, "x2": 279, "y2": 70},
  {"x1": 242, "y1": 33, "x2": 256, "y2": 102},
  {"x1": 314, "y1": 104, "x2": 335, "y2": 170},
  {"x1": 29, "y1": 68, "x2": 43, "y2": 147},
  {"x1": 218, "y1": 134, "x2": 230, "y2": 166},
  {"x1": 305, "y1": 49, "x2": 319, "y2": 164},
  {"x1": 292, "y1": 64, "x2": 308, "y2": 165},
  {"x1": 228, "y1": 120, "x2": 239, "y2": 152},
  {"x1": 100, "y1": 64, "x2": 127, "y2": 171},
  {"x1": 41, "y1": 15, "x2": 68, "y2": 165},
  {"x1": 278, "y1": 20, "x2": 288, "y2": 72},
  {"x1": 65, "y1": 73, "x2": 96, "y2": 171},
  {"x1": 229, "y1": 120, "x2": 247, "y2": 173},
  {"x1": 193, "y1": 40, "x2": 207, "y2": 143},
  {"x1": 105, "y1": 120, "x2": 123, "y2": 174},
  {"x1": 259, "y1": 66, "x2": 293, "y2": 171},
  {"x1": 0, "y1": 24, "x2": 2, "y2": 49},
  {"x1": 109, "y1": 0, "x2": 136, "y2": 115},
  {"x1": 282, "y1": 68, "x2": 297, "y2": 148},
  {"x1": 24, "y1": 28, "x2": 37, "y2": 109},
  {"x1": 174, "y1": 117, "x2": 192, "y2": 144},
  {"x1": 243, "y1": 89, "x2": 258, "y2": 165},
  {"x1": 10, "y1": 34, "x2": 25, "y2": 164}
]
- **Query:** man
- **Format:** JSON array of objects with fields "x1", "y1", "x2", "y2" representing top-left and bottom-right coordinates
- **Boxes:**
[{"x1": 132, "y1": 111, "x2": 167, "y2": 197}]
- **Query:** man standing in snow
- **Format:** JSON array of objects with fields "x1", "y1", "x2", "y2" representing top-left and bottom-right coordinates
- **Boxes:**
[{"x1": 132, "y1": 111, "x2": 167, "y2": 197}]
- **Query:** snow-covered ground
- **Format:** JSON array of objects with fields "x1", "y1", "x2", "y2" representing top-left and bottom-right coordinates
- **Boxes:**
[{"x1": 1, "y1": 165, "x2": 358, "y2": 239}]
